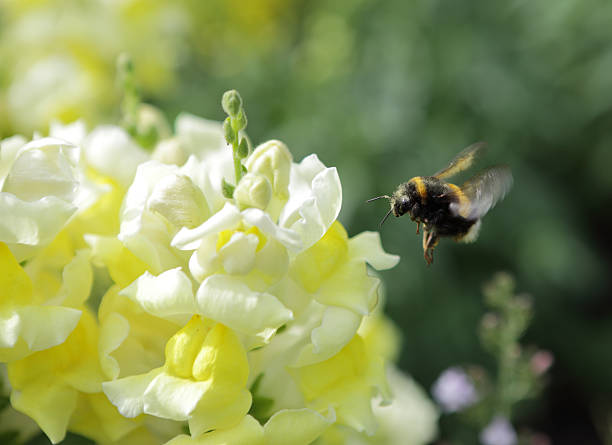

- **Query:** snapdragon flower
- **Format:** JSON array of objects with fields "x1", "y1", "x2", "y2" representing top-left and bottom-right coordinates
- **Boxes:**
[
  {"x1": 0, "y1": 1, "x2": 188, "y2": 135},
  {"x1": 0, "y1": 119, "x2": 166, "y2": 444},
  {"x1": 0, "y1": 135, "x2": 80, "y2": 261},
  {"x1": 0, "y1": 90, "x2": 434, "y2": 445},
  {"x1": 91, "y1": 106, "x2": 403, "y2": 442}
]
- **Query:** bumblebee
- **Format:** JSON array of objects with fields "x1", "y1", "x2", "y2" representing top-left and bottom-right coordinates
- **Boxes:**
[{"x1": 368, "y1": 142, "x2": 512, "y2": 265}]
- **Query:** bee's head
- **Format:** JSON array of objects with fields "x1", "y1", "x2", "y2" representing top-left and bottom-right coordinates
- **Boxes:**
[
  {"x1": 390, "y1": 183, "x2": 414, "y2": 217},
  {"x1": 367, "y1": 182, "x2": 416, "y2": 229}
]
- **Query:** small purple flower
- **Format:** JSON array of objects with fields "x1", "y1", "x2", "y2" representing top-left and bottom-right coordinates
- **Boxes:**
[
  {"x1": 431, "y1": 366, "x2": 478, "y2": 413},
  {"x1": 480, "y1": 415, "x2": 518, "y2": 445}
]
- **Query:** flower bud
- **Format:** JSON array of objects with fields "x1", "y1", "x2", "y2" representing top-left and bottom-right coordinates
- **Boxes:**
[
  {"x1": 134, "y1": 104, "x2": 171, "y2": 149},
  {"x1": 152, "y1": 137, "x2": 188, "y2": 166},
  {"x1": 222, "y1": 90, "x2": 243, "y2": 118},
  {"x1": 148, "y1": 174, "x2": 209, "y2": 228},
  {"x1": 245, "y1": 140, "x2": 292, "y2": 199},
  {"x1": 234, "y1": 173, "x2": 272, "y2": 210}
]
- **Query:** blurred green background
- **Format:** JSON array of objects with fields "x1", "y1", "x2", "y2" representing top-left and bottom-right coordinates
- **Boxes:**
[{"x1": 2, "y1": 0, "x2": 612, "y2": 443}]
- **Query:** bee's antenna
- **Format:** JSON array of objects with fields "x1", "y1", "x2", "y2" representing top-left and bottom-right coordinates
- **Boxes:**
[
  {"x1": 379, "y1": 208, "x2": 393, "y2": 229},
  {"x1": 366, "y1": 195, "x2": 390, "y2": 203}
]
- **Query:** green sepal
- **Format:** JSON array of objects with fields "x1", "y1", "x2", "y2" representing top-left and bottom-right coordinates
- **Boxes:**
[
  {"x1": 222, "y1": 178, "x2": 235, "y2": 198},
  {"x1": 223, "y1": 118, "x2": 235, "y2": 145},
  {"x1": 233, "y1": 109, "x2": 248, "y2": 132},
  {"x1": 238, "y1": 137, "x2": 250, "y2": 158}
]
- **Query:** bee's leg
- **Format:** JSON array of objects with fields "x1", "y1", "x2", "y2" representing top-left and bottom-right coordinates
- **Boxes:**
[
  {"x1": 422, "y1": 230, "x2": 439, "y2": 265},
  {"x1": 422, "y1": 228, "x2": 429, "y2": 253},
  {"x1": 416, "y1": 221, "x2": 420, "y2": 234}
]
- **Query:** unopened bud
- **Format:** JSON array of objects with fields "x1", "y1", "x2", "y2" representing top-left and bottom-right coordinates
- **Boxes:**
[
  {"x1": 234, "y1": 173, "x2": 272, "y2": 210},
  {"x1": 148, "y1": 174, "x2": 209, "y2": 228},
  {"x1": 245, "y1": 140, "x2": 292, "y2": 198},
  {"x1": 135, "y1": 104, "x2": 171, "y2": 149},
  {"x1": 222, "y1": 90, "x2": 242, "y2": 118},
  {"x1": 152, "y1": 138, "x2": 188, "y2": 166}
]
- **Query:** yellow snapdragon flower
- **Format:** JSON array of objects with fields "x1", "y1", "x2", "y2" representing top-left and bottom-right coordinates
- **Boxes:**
[
  {"x1": 0, "y1": 94, "x2": 424, "y2": 445},
  {"x1": 103, "y1": 315, "x2": 252, "y2": 436},
  {"x1": 0, "y1": 243, "x2": 82, "y2": 363}
]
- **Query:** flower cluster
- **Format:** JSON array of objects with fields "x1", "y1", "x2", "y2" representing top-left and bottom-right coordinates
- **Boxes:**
[
  {"x1": 0, "y1": 0, "x2": 188, "y2": 136},
  {"x1": 429, "y1": 273, "x2": 553, "y2": 445},
  {"x1": 0, "y1": 91, "x2": 437, "y2": 444}
]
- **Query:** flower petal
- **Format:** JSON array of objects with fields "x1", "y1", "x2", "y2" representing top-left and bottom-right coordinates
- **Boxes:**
[
  {"x1": 85, "y1": 234, "x2": 150, "y2": 288},
  {"x1": 374, "y1": 366, "x2": 439, "y2": 445},
  {"x1": 164, "y1": 415, "x2": 264, "y2": 445},
  {"x1": 10, "y1": 380, "x2": 77, "y2": 444},
  {"x1": 2, "y1": 137, "x2": 79, "y2": 202},
  {"x1": 84, "y1": 126, "x2": 149, "y2": 187},
  {"x1": 293, "y1": 307, "x2": 362, "y2": 367},
  {"x1": 103, "y1": 369, "x2": 162, "y2": 418},
  {"x1": 315, "y1": 261, "x2": 381, "y2": 315},
  {"x1": 17, "y1": 305, "x2": 82, "y2": 352},
  {"x1": 55, "y1": 248, "x2": 93, "y2": 307},
  {"x1": 264, "y1": 408, "x2": 335, "y2": 445},
  {"x1": 188, "y1": 389, "x2": 252, "y2": 437},
  {"x1": 98, "y1": 312, "x2": 130, "y2": 380},
  {"x1": 69, "y1": 393, "x2": 142, "y2": 444},
  {"x1": 172, "y1": 203, "x2": 242, "y2": 250},
  {"x1": 195, "y1": 275, "x2": 293, "y2": 340},
  {"x1": 279, "y1": 155, "x2": 342, "y2": 250},
  {"x1": 0, "y1": 194, "x2": 76, "y2": 261},
  {"x1": 242, "y1": 208, "x2": 302, "y2": 252},
  {"x1": 143, "y1": 373, "x2": 211, "y2": 420},
  {"x1": 120, "y1": 268, "x2": 196, "y2": 322},
  {"x1": 349, "y1": 231, "x2": 400, "y2": 270},
  {"x1": 217, "y1": 232, "x2": 258, "y2": 275}
]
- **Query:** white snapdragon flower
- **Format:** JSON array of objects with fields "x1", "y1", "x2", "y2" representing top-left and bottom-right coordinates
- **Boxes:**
[
  {"x1": 92, "y1": 109, "x2": 400, "y2": 441},
  {"x1": 0, "y1": 136, "x2": 80, "y2": 261}
]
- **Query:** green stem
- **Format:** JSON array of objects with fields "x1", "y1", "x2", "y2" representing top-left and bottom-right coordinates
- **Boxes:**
[
  {"x1": 495, "y1": 303, "x2": 517, "y2": 418},
  {"x1": 233, "y1": 146, "x2": 243, "y2": 184}
]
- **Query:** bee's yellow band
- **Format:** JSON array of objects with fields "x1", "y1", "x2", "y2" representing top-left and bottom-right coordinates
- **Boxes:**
[
  {"x1": 412, "y1": 177, "x2": 427, "y2": 203},
  {"x1": 447, "y1": 183, "x2": 470, "y2": 217}
]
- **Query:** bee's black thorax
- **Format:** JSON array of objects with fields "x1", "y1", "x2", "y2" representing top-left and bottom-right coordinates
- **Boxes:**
[{"x1": 391, "y1": 176, "x2": 476, "y2": 238}]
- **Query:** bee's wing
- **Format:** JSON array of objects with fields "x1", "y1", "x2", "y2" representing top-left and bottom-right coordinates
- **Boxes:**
[
  {"x1": 433, "y1": 142, "x2": 487, "y2": 180},
  {"x1": 449, "y1": 165, "x2": 513, "y2": 220}
]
